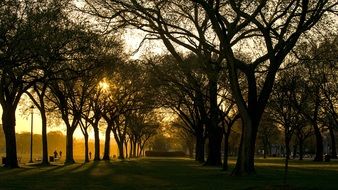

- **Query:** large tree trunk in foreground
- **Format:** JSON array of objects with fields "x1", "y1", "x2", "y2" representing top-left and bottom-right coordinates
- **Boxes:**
[
  {"x1": 313, "y1": 123, "x2": 323, "y2": 162},
  {"x1": 103, "y1": 125, "x2": 112, "y2": 160},
  {"x1": 65, "y1": 128, "x2": 75, "y2": 164},
  {"x1": 2, "y1": 107, "x2": 19, "y2": 168},
  {"x1": 205, "y1": 127, "x2": 223, "y2": 166},
  {"x1": 93, "y1": 126, "x2": 101, "y2": 161},
  {"x1": 205, "y1": 79, "x2": 222, "y2": 166},
  {"x1": 195, "y1": 126, "x2": 205, "y2": 163},
  {"x1": 41, "y1": 113, "x2": 49, "y2": 165},
  {"x1": 232, "y1": 118, "x2": 256, "y2": 176}
]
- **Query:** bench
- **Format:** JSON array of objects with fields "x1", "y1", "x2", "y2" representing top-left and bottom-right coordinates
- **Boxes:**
[
  {"x1": 35, "y1": 158, "x2": 42, "y2": 162},
  {"x1": 49, "y1": 156, "x2": 60, "y2": 162}
]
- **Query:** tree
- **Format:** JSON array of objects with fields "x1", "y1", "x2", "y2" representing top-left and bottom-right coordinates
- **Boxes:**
[
  {"x1": 0, "y1": 0, "x2": 70, "y2": 168},
  {"x1": 294, "y1": 123, "x2": 313, "y2": 160},
  {"x1": 126, "y1": 110, "x2": 159, "y2": 157},
  {"x1": 79, "y1": 118, "x2": 91, "y2": 162},
  {"x1": 82, "y1": 0, "x2": 227, "y2": 166},
  {"x1": 82, "y1": 0, "x2": 337, "y2": 173},
  {"x1": 47, "y1": 27, "x2": 107, "y2": 164},
  {"x1": 83, "y1": 89, "x2": 104, "y2": 161},
  {"x1": 296, "y1": 36, "x2": 338, "y2": 159},
  {"x1": 101, "y1": 61, "x2": 155, "y2": 159},
  {"x1": 148, "y1": 55, "x2": 209, "y2": 163},
  {"x1": 257, "y1": 113, "x2": 280, "y2": 159},
  {"x1": 193, "y1": 0, "x2": 336, "y2": 175}
]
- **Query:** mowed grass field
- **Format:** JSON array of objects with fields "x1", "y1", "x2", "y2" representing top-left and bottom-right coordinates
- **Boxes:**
[{"x1": 0, "y1": 157, "x2": 338, "y2": 190}]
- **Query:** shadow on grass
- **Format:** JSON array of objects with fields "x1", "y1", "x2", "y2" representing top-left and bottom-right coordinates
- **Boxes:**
[{"x1": 1, "y1": 158, "x2": 338, "y2": 190}]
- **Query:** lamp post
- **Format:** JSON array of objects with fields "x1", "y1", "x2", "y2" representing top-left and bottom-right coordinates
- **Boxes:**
[{"x1": 29, "y1": 105, "x2": 34, "y2": 163}]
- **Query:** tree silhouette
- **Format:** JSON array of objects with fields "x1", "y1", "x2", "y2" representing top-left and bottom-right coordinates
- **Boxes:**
[{"x1": 0, "y1": 0, "x2": 70, "y2": 168}]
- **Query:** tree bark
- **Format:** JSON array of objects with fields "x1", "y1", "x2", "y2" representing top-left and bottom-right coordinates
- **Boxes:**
[
  {"x1": 84, "y1": 133, "x2": 89, "y2": 163},
  {"x1": 65, "y1": 128, "x2": 75, "y2": 164},
  {"x1": 299, "y1": 140, "x2": 304, "y2": 160},
  {"x1": 329, "y1": 126, "x2": 337, "y2": 159},
  {"x1": 93, "y1": 126, "x2": 100, "y2": 161},
  {"x1": 263, "y1": 138, "x2": 268, "y2": 159},
  {"x1": 117, "y1": 142, "x2": 125, "y2": 159},
  {"x1": 313, "y1": 123, "x2": 323, "y2": 161},
  {"x1": 124, "y1": 140, "x2": 128, "y2": 159},
  {"x1": 188, "y1": 140, "x2": 194, "y2": 158},
  {"x1": 205, "y1": 78, "x2": 222, "y2": 166},
  {"x1": 284, "y1": 138, "x2": 291, "y2": 186},
  {"x1": 223, "y1": 132, "x2": 230, "y2": 171},
  {"x1": 129, "y1": 139, "x2": 133, "y2": 158},
  {"x1": 195, "y1": 127, "x2": 205, "y2": 163},
  {"x1": 205, "y1": 126, "x2": 223, "y2": 166},
  {"x1": 2, "y1": 107, "x2": 19, "y2": 168},
  {"x1": 102, "y1": 125, "x2": 112, "y2": 160},
  {"x1": 231, "y1": 116, "x2": 258, "y2": 176},
  {"x1": 132, "y1": 140, "x2": 137, "y2": 158},
  {"x1": 41, "y1": 112, "x2": 49, "y2": 165},
  {"x1": 293, "y1": 144, "x2": 297, "y2": 159}
]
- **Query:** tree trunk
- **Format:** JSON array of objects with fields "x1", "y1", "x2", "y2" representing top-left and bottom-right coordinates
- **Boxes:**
[
  {"x1": 133, "y1": 140, "x2": 137, "y2": 158},
  {"x1": 313, "y1": 123, "x2": 323, "y2": 161},
  {"x1": 248, "y1": 120, "x2": 259, "y2": 173},
  {"x1": 205, "y1": 78, "x2": 222, "y2": 166},
  {"x1": 284, "y1": 136, "x2": 291, "y2": 185},
  {"x1": 285, "y1": 135, "x2": 292, "y2": 160},
  {"x1": 205, "y1": 126, "x2": 223, "y2": 166},
  {"x1": 195, "y1": 128, "x2": 205, "y2": 163},
  {"x1": 223, "y1": 133, "x2": 230, "y2": 171},
  {"x1": 124, "y1": 141, "x2": 128, "y2": 159},
  {"x1": 293, "y1": 144, "x2": 297, "y2": 159},
  {"x1": 188, "y1": 140, "x2": 194, "y2": 158},
  {"x1": 84, "y1": 133, "x2": 89, "y2": 163},
  {"x1": 299, "y1": 140, "x2": 304, "y2": 160},
  {"x1": 329, "y1": 126, "x2": 337, "y2": 159},
  {"x1": 65, "y1": 128, "x2": 75, "y2": 164},
  {"x1": 139, "y1": 142, "x2": 146, "y2": 157},
  {"x1": 41, "y1": 112, "x2": 49, "y2": 165},
  {"x1": 117, "y1": 142, "x2": 125, "y2": 159},
  {"x1": 103, "y1": 125, "x2": 112, "y2": 160},
  {"x1": 93, "y1": 126, "x2": 100, "y2": 161},
  {"x1": 129, "y1": 139, "x2": 133, "y2": 158},
  {"x1": 231, "y1": 117, "x2": 256, "y2": 176},
  {"x1": 2, "y1": 108, "x2": 19, "y2": 168},
  {"x1": 263, "y1": 142, "x2": 267, "y2": 159},
  {"x1": 113, "y1": 130, "x2": 125, "y2": 159}
]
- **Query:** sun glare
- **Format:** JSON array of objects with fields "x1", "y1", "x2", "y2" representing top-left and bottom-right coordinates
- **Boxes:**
[{"x1": 99, "y1": 80, "x2": 109, "y2": 91}]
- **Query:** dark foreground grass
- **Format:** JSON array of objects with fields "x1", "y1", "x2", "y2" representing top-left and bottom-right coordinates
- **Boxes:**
[{"x1": 0, "y1": 157, "x2": 338, "y2": 190}]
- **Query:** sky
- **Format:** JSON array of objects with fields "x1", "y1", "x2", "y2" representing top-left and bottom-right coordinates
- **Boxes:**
[{"x1": 0, "y1": 102, "x2": 100, "y2": 140}]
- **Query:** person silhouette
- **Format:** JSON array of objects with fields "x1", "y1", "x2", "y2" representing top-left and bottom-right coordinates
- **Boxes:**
[
  {"x1": 89, "y1": 151, "x2": 92, "y2": 160},
  {"x1": 59, "y1": 151, "x2": 62, "y2": 158},
  {"x1": 54, "y1": 150, "x2": 58, "y2": 158}
]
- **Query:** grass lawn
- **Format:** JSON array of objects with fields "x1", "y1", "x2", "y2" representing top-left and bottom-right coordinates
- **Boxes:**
[{"x1": 0, "y1": 157, "x2": 338, "y2": 190}]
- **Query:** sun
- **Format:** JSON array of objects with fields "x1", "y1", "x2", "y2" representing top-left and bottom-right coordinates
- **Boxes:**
[{"x1": 99, "y1": 80, "x2": 109, "y2": 91}]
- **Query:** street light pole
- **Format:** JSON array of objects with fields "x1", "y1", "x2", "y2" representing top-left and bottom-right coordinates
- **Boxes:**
[{"x1": 29, "y1": 105, "x2": 34, "y2": 163}]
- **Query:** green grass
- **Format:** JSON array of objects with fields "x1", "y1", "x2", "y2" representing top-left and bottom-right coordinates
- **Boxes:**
[{"x1": 0, "y1": 157, "x2": 338, "y2": 190}]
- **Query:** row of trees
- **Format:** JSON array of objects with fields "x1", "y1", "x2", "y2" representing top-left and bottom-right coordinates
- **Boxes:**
[
  {"x1": 268, "y1": 37, "x2": 338, "y2": 161},
  {"x1": 82, "y1": 0, "x2": 337, "y2": 175},
  {"x1": 1, "y1": 0, "x2": 337, "y2": 178},
  {"x1": 0, "y1": 1, "x2": 160, "y2": 168},
  {"x1": 0, "y1": 131, "x2": 109, "y2": 159}
]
